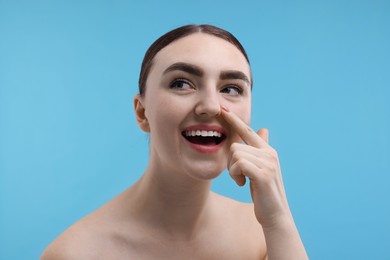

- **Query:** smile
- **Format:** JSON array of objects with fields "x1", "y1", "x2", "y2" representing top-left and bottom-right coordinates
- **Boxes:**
[
  {"x1": 181, "y1": 125, "x2": 227, "y2": 153},
  {"x1": 182, "y1": 130, "x2": 225, "y2": 145}
]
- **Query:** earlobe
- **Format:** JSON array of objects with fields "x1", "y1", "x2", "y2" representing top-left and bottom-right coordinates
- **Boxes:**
[{"x1": 133, "y1": 94, "x2": 150, "y2": 132}]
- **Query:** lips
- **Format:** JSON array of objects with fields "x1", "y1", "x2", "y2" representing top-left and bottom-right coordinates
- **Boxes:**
[{"x1": 181, "y1": 125, "x2": 226, "y2": 153}]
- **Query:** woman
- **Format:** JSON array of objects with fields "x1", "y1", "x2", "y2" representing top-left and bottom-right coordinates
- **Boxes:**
[{"x1": 42, "y1": 24, "x2": 308, "y2": 259}]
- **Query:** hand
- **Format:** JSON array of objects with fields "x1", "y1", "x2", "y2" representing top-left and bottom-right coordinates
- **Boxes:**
[{"x1": 220, "y1": 106, "x2": 292, "y2": 228}]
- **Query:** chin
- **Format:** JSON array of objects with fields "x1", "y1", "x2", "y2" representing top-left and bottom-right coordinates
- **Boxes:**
[{"x1": 185, "y1": 162, "x2": 226, "y2": 181}]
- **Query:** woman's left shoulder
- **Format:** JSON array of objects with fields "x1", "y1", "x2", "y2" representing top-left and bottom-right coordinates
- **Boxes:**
[
  {"x1": 210, "y1": 192, "x2": 267, "y2": 258},
  {"x1": 211, "y1": 192, "x2": 264, "y2": 232}
]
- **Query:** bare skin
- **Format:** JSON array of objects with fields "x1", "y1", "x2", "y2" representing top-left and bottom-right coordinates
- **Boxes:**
[
  {"x1": 41, "y1": 188, "x2": 265, "y2": 259},
  {"x1": 41, "y1": 33, "x2": 307, "y2": 259}
]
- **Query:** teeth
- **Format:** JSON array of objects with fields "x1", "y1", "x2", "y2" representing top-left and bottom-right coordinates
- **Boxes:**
[{"x1": 185, "y1": 130, "x2": 222, "y2": 137}]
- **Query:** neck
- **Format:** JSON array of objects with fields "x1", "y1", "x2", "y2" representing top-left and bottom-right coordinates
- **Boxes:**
[{"x1": 128, "y1": 160, "x2": 213, "y2": 240}]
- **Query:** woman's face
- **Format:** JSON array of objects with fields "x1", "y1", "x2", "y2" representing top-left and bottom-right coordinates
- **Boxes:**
[{"x1": 136, "y1": 33, "x2": 252, "y2": 180}]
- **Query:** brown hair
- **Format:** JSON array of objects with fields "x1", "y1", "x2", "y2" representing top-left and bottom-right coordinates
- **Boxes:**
[{"x1": 138, "y1": 24, "x2": 251, "y2": 96}]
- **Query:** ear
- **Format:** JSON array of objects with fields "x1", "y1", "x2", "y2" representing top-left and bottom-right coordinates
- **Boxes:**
[{"x1": 134, "y1": 94, "x2": 150, "y2": 132}]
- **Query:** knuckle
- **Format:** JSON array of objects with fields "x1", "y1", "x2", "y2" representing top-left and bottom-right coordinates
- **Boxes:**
[
  {"x1": 270, "y1": 154, "x2": 278, "y2": 165},
  {"x1": 231, "y1": 152, "x2": 240, "y2": 162},
  {"x1": 270, "y1": 163, "x2": 278, "y2": 174},
  {"x1": 245, "y1": 125, "x2": 255, "y2": 136},
  {"x1": 236, "y1": 158, "x2": 247, "y2": 169},
  {"x1": 265, "y1": 148, "x2": 278, "y2": 161},
  {"x1": 229, "y1": 163, "x2": 240, "y2": 177},
  {"x1": 229, "y1": 168, "x2": 237, "y2": 177},
  {"x1": 270, "y1": 148, "x2": 278, "y2": 157},
  {"x1": 230, "y1": 142, "x2": 239, "y2": 151}
]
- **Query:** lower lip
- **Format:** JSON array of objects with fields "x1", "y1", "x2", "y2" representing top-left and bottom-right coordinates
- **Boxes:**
[{"x1": 182, "y1": 137, "x2": 225, "y2": 154}]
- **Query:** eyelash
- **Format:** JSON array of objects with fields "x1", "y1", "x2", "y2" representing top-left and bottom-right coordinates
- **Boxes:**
[
  {"x1": 169, "y1": 78, "x2": 244, "y2": 96},
  {"x1": 220, "y1": 85, "x2": 243, "y2": 96},
  {"x1": 169, "y1": 79, "x2": 193, "y2": 90}
]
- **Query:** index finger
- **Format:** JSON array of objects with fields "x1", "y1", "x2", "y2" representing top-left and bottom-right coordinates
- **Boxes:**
[{"x1": 220, "y1": 106, "x2": 266, "y2": 148}]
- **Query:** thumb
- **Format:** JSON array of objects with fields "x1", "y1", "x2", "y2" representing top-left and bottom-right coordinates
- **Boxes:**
[{"x1": 257, "y1": 128, "x2": 269, "y2": 144}]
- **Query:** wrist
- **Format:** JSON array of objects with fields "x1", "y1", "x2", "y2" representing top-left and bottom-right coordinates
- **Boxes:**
[
  {"x1": 261, "y1": 215, "x2": 308, "y2": 260},
  {"x1": 261, "y1": 214, "x2": 295, "y2": 232}
]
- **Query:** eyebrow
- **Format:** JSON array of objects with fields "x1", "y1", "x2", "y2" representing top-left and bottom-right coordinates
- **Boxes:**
[
  {"x1": 163, "y1": 62, "x2": 203, "y2": 77},
  {"x1": 220, "y1": 70, "x2": 250, "y2": 85},
  {"x1": 163, "y1": 62, "x2": 250, "y2": 85}
]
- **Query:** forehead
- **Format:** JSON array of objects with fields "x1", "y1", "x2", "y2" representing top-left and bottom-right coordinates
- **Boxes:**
[{"x1": 151, "y1": 33, "x2": 251, "y2": 77}]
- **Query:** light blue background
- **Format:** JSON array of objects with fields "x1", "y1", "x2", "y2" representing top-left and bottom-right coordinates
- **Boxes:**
[{"x1": 1, "y1": 0, "x2": 389, "y2": 259}]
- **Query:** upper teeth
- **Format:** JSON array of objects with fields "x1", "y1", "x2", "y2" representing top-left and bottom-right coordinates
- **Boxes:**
[{"x1": 184, "y1": 130, "x2": 222, "y2": 137}]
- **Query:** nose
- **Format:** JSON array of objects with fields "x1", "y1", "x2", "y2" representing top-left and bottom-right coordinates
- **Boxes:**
[{"x1": 194, "y1": 88, "x2": 221, "y2": 117}]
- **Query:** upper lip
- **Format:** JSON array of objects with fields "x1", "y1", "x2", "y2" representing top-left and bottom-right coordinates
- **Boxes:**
[{"x1": 182, "y1": 124, "x2": 227, "y2": 135}]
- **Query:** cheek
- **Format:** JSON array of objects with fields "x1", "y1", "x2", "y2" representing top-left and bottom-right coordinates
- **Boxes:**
[
  {"x1": 146, "y1": 95, "x2": 185, "y2": 134},
  {"x1": 232, "y1": 102, "x2": 251, "y2": 125},
  {"x1": 148, "y1": 106, "x2": 174, "y2": 132}
]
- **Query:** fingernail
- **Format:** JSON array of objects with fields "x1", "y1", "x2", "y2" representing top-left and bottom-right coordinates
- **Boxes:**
[{"x1": 221, "y1": 105, "x2": 229, "y2": 112}]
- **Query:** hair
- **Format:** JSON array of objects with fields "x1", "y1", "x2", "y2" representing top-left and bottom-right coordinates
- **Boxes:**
[{"x1": 138, "y1": 24, "x2": 251, "y2": 96}]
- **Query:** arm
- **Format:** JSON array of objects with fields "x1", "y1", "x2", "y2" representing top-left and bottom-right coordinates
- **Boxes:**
[
  {"x1": 262, "y1": 215, "x2": 307, "y2": 259},
  {"x1": 221, "y1": 106, "x2": 308, "y2": 260}
]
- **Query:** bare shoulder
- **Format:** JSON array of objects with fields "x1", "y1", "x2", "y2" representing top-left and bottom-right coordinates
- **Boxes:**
[
  {"x1": 211, "y1": 192, "x2": 262, "y2": 229},
  {"x1": 40, "y1": 216, "x2": 104, "y2": 260},
  {"x1": 210, "y1": 192, "x2": 267, "y2": 258},
  {"x1": 40, "y1": 187, "x2": 136, "y2": 259}
]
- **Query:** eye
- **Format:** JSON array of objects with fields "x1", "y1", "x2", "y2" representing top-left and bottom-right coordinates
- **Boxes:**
[
  {"x1": 220, "y1": 85, "x2": 243, "y2": 96},
  {"x1": 170, "y1": 79, "x2": 193, "y2": 90}
]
